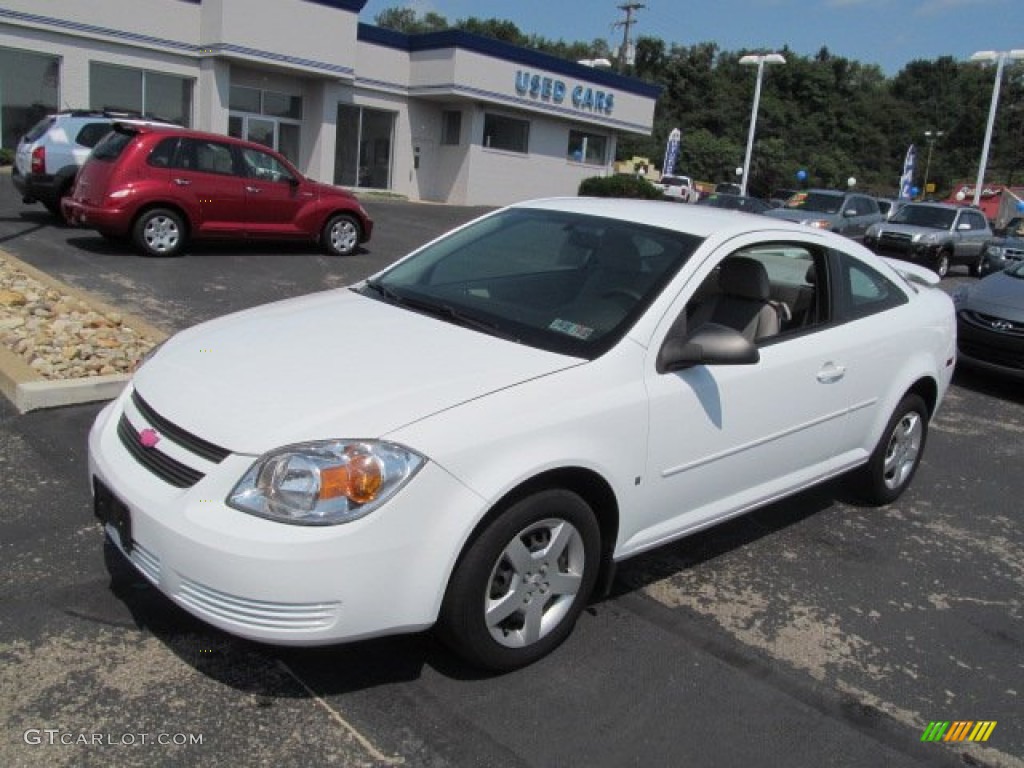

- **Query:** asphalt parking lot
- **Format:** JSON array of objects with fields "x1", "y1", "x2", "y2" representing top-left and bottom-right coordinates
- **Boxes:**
[{"x1": 1, "y1": 174, "x2": 1022, "y2": 768}]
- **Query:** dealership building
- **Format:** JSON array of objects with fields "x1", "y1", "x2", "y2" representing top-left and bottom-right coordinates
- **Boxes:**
[{"x1": 0, "y1": 0, "x2": 660, "y2": 206}]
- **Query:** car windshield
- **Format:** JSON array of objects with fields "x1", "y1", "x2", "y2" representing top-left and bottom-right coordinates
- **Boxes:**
[
  {"x1": 889, "y1": 205, "x2": 957, "y2": 230},
  {"x1": 358, "y1": 208, "x2": 702, "y2": 359},
  {"x1": 660, "y1": 176, "x2": 687, "y2": 186},
  {"x1": 784, "y1": 192, "x2": 843, "y2": 214}
]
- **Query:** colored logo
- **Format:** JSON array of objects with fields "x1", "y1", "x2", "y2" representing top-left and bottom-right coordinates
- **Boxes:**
[
  {"x1": 139, "y1": 428, "x2": 161, "y2": 448},
  {"x1": 921, "y1": 721, "x2": 996, "y2": 743}
]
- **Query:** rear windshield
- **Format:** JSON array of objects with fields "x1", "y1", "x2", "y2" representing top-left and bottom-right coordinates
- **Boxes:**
[
  {"x1": 91, "y1": 128, "x2": 138, "y2": 162},
  {"x1": 23, "y1": 117, "x2": 55, "y2": 143}
]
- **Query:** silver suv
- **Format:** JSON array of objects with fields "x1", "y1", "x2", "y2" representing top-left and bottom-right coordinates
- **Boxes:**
[
  {"x1": 862, "y1": 202, "x2": 992, "y2": 277},
  {"x1": 12, "y1": 110, "x2": 167, "y2": 219}
]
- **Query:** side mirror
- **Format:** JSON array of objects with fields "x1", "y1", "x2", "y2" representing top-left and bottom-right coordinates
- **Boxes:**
[{"x1": 657, "y1": 322, "x2": 760, "y2": 373}]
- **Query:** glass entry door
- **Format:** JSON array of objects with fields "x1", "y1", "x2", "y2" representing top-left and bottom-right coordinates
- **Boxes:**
[{"x1": 228, "y1": 114, "x2": 300, "y2": 165}]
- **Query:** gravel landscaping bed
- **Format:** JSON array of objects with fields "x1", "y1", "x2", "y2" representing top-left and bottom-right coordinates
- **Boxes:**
[{"x1": 0, "y1": 251, "x2": 162, "y2": 381}]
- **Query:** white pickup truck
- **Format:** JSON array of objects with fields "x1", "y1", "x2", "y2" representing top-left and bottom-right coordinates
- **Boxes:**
[{"x1": 653, "y1": 174, "x2": 699, "y2": 203}]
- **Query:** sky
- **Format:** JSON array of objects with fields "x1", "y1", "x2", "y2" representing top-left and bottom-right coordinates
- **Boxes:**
[{"x1": 360, "y1": 0, "x2": 1024, "y2": 75}]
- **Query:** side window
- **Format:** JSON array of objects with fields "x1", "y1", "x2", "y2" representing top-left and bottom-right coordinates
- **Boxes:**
[
  {"x1": 832, "y1": 248, "x2": 908, "y2": 321},
  {"x1": 174, "y1": 139, "x2": 238, "y2": 175},
  {"x1": 147, "y1": 137, "x2": 178, "y2": 168},
  {"x1": 683, "y1": 243, "x2": 828, "y2": 344},
  {"x1": 75, "y1": 122, "x2": 114, "y2": 148},
  {"x1": 241, "y1": 148, "x2": 294, "y2": 183}
]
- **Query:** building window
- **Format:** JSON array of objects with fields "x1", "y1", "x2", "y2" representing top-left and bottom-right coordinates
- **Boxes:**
[
  {"x1": 483, "y1": 113, "x2": 529, "y2": 154},
  {"x1": 89, "y1": 63, "x2": 192, "y2": 125},
  {"x1": 0, "y1": 47, "x2": 60, "y2": 151},
  {"x1": 230, "y1": 86, "x2": 302, "y2": 121},
  {"x1": 336, "y1": 104, "x2": 396, "y2": 189},
  {"x1": 441, "y1": 110, "x2": 462, "y2": 146},
  {"x1": 568, "y1": 130, "x2": 608, "y2": 165}
]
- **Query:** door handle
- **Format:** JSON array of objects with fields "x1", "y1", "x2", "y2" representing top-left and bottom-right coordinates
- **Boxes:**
[
  {"x1": 173, "y1": 178, "x2": 191, "y2": 186},
  {"x1": 246, "y1": 186, "x2": 262, "y2": 193},
  {"x1": 817, "y1": 362, "x2": 846, "y2": 383}
]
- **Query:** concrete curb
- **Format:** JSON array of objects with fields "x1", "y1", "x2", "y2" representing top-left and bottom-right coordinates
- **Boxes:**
[{"x1": 0, "y1": 247, "x2": 168, "y2": 413}]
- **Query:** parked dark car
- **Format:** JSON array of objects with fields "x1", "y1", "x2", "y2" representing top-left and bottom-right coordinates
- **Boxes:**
[
  {"x1": 862, "y1": 202, "x2": 992, "y2": 277},
  {"x1": 63, "y1": 123, "x2": 372, "y2": 257},
  {"x1": 762, "y1": 189, "x2": 884, "y2": 240},
  {"x1": 978, "y1": 223, "x2": 1024, "y2": 277},
  {"x1": 697, "y1": 193, "x2": 772, "y2": 214},
  {"x1": 953, "y1": 260, "x2": 1024, "y2": 380}
]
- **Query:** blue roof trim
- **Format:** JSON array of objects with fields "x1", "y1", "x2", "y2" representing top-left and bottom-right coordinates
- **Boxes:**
[
  {"x1": 0, "y1": 8, "x2": 196, "y2": 53},
  {"x1": 357, "y1": 24, "x2": 662, "y2": 99}
]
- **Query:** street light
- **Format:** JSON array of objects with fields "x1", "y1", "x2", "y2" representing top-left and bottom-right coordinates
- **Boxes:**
[
  {"x1": 921, "y1": 130, "x2": 944, "y2": 199},
  {"x1": 969, "y1": 49, "x2": 1024, "y2": 206},
  {"x1": 739, "y1": 53, "x2": 785, "y2": 197}
]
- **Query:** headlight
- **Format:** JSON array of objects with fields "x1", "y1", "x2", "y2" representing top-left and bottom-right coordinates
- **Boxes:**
[
  {"x1": 983, "y1": 244, "x2": 1004, "y2": 259},
  {"x1": 228, "y1": 440, "x2": 425, "y2": 525},
  {"x1": 866, "y1": 225, "x2": 880, "y2": 238},
  {"x1": 913, "y1": 232, "x2": 941, "y2": 244},
  {"x1": 805, "y1": 219, "x2": 831, "y2": 229}
]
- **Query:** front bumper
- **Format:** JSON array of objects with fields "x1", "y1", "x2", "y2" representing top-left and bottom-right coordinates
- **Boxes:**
[
  {"x1": 88, "y1": 388, "x2": 485, "y2": 645},
  {"x1": 956, "y1": 312, "x2": 1024, "y2": 381}
]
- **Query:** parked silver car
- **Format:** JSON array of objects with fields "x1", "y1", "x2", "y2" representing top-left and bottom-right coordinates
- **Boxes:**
[
  {"x1": 862, "y1": 202, "x2": 992, "y2": 277},
  {"x1": 762, "y1": 189, "x2": 884, "y2": 240}
]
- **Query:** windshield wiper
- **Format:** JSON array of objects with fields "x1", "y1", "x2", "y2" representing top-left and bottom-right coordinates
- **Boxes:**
[{"x1": 359, "y1": 281, "x2": 520, "y2": 342}]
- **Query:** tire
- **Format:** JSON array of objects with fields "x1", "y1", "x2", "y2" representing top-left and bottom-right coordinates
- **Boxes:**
[
  {"x1": 969, "y1": 255, "x2": 984, "y2": 278},
  {"x1": 439, "y1": 489, "x2": 600, "y2": 672},
  {"x1": 932, "y1": 249, "x2": 951, "y2": 278},
  {"x1": 322, "y1": 213, "x2": 360, "y2": 256},
  {"x1": 853, "y1": 393, "x2": 928, "y2": 506},
  {"x1": 133, "y1": 208, "x2": 186, "y2": 257}
]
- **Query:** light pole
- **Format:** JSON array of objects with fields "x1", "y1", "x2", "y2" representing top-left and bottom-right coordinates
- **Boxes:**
[
  {"x1": 921, "y1": 130, "x2": 943, "y2": 199},
  {"x1": 739, "y1": 53, "x2": 785, "y2": 197},
  {"x1": 969, "y1": 49, "x2": 1024, "y2": 206}
]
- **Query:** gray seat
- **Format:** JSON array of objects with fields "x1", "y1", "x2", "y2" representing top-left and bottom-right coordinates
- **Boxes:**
[{"x1": 688, "y1": 257, "x2": 782, "y2": 342}]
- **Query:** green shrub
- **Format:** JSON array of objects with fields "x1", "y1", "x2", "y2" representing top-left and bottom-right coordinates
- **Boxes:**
[
  {"x1": 578, "y1": 174, "x2": 663, "y2": 199},
  {"x1": 0, "y1": 148, "x2": 12, "y2": 166}
]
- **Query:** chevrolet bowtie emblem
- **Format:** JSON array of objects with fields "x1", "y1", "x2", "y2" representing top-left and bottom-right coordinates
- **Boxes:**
[{"x1": 139, "y1": 428, "x2": 161, "y2": 448}]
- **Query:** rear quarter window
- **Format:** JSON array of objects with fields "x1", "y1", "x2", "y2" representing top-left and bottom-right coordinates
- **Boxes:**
[
  {"x1": 23, "y1": 117, "x2": 55, "y2": 143},
  {"x1": 74, "y1": 122, "x2": 114, "y2": 148},
  {"x1": 91, "y1": 129, "x2": 137, "y2": 161}
]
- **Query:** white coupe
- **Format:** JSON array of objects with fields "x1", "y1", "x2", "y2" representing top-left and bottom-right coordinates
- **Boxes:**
[{"x1": 89, "y1": 197, "x2": 956, "y2": 670}]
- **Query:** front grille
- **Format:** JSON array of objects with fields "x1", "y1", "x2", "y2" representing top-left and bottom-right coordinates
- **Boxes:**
[
  {"x1": 117, "y1": 414, "x2": 205, "y2": 488},
  {"x1": 132, "y1": 391, "x2": 230, "y2": 463},
  {"x1": 879, "y1": 230, "x2": 913, "y2": 245},
  {"x1": 960, "y1": 311, "x2": 1024, "y2": 337}
]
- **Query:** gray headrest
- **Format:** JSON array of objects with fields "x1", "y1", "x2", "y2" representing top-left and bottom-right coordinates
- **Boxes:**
[{"x1": 720, "y1": 257, "x2": 770, "y2": 301}]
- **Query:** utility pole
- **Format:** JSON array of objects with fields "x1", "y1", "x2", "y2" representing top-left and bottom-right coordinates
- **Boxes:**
[{"x1": 612, "y1": 2, "x2": 645, "y2": 71}]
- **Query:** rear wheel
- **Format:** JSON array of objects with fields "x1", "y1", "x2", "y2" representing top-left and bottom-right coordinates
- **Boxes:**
[
  {"x1": 852, "y1": 393, "x2": 928, "y2": 506},
  {"x1": 322, "y1": 213, "x2": 360, "y2": 256},
  {"x1": 439, "y1": 489, "x2": 600, "y2": 671},
  {"x1": 133, "y1": 209, "x2": 186, "y2": 257}
]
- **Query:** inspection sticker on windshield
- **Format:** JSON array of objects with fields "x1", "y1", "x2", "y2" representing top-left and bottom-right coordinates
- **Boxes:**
[{"x1": 549, "y1": 319, "x2": 594, "y2": 340}]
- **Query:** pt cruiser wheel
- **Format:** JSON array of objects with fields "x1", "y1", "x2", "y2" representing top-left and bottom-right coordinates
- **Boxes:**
[
  {"x1": 322, "y1": 213, "x2": 360, "y2": 256},
  {"x1": 134, "y1": 208, "x2": 185, "y2": 257},
  {"x1": 439, "y1": 489, "x2": 600, "y2": 671},
  {"x1": 855, "y1": 393, "x2": 928, "y2": 505}
]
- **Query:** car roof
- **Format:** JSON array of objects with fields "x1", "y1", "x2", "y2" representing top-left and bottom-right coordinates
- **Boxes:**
[
  {"x1": 510, "y1": 196, "x2": 810, "y2": 239},
  {"x1": 112, "y1": 122, "x2": 282, "y2": 153}
]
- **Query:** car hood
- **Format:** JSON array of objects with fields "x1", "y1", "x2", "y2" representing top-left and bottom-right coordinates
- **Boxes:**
[
  {"x1": 963, "y1": 271, "x2": 1024, "y2": 320},
  {"x1": 132, "y1": 289, "x2": 581, "y2": 454},
  {"x1": 873, "y1": 222, "x2": 945, "y2": 236},
  {"x1": 990, "y1": 235, "x2": 1024, "y2": 248}
]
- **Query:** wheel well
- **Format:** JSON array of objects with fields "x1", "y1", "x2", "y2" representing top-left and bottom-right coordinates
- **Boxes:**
[
  {"x1": 907, "y1": 376, "x2": 939, "y2": 418},
  {"x1": 458, "y1": 468, "x2": 620, "y2": 594}
]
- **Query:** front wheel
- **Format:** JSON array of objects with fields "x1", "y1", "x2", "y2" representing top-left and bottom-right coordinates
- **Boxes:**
[
  {"x1": 969, "y1": 254, "x2": 984, "y2": 278},
  {"x1": 933, "y1": 249, "x2": 951, "y2": 278},
  {"x1": 439, "y1": 489, "x2": 600, "y2": 672},
  {"x1": 322, "y1": 213, "x2": 360, "y2": 256},
  {"x1": 852, "y1": 393, "x2": 929, "y2": 506},
  {"x1": 133, "y1": 208, "x2": 186, "y2": 257}
]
